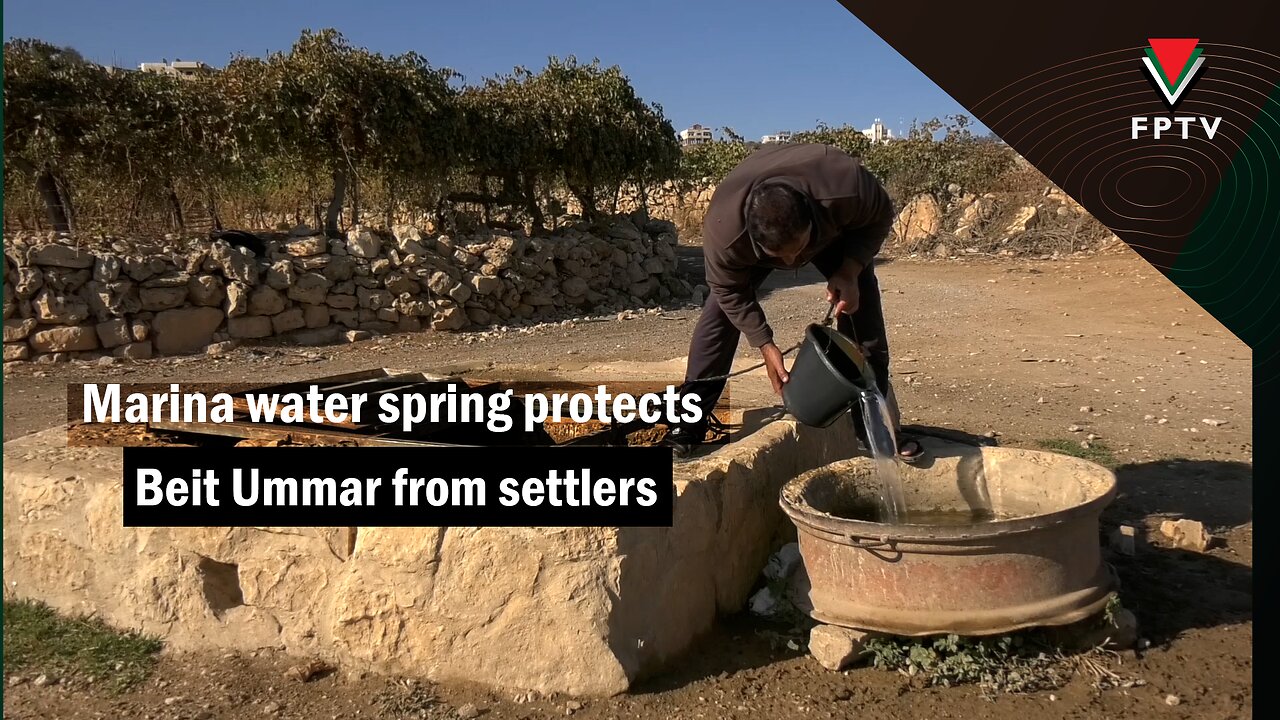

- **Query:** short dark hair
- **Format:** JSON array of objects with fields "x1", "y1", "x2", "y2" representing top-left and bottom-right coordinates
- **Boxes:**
[{"x1": 746, "y1": 182, "x2": 812, "y2": 251}]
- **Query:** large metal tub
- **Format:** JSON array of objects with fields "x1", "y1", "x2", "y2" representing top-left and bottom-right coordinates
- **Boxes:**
[{"x1": 781, "y1": 439, "x2": 1116, "y2": 636}]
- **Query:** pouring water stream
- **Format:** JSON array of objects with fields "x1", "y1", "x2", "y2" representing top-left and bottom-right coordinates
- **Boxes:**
[
  {"x1": 856, "y1": 387, "x2": 908, "y2": 524},
  {"x1": 786, "y1": 303, "x2": 993, "y2": 525}
]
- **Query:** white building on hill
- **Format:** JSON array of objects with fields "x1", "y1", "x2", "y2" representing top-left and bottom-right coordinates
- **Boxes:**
[
  {"x1": 862, "y1": 118, "x2": 893, "y2": 143},
  {"x1": 679, "y1": 124, "x2": 715, "y2": 146},
  {"x1": 139, "y1": 60, "x2": 215, "y2": 80}
]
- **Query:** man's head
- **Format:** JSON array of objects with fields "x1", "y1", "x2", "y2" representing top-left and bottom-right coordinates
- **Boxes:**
[{"x1": 746, "y1": 182, "x2": 812, "y2": 265}]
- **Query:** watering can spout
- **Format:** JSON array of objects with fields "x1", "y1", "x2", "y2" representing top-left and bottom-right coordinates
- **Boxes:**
[{"x1": 782, "y1": 324, "x2": 878, "y2": 428}]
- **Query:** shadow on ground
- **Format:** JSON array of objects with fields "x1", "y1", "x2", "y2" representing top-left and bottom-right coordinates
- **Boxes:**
[
  {"x1": 737, "y1": 406, "x2": 790, "y2": 439},
  {"x1": 627, "y1": 613, "x2": 811, "y2": 696},
  {"x1": 1111, "y1": 458, "x2": 1252, "y2": 528},
  {"x1": 1109, "y1": 541, "x2": 1252, "y2": 645},
  {"x1": 1105, "y1": 458, "x2": 1253, "y2": 643},
  {"x1": 900, "y1": 424, "x2": 998, "y2": 448}
]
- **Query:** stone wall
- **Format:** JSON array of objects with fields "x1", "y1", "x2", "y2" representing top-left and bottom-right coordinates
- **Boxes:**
[
  {"x1": 558, "y1": 182, "x2": 716, "y2": 237},
  {"x1": 2, "y1": 214, "x2": 689, "y2": 364},
  {"x1": 2, "y1": 389, "x2": 863, "y2": 696}
]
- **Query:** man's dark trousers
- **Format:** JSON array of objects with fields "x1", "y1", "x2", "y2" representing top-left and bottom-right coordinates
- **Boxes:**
[{"x1": 680, "y1": 246, "x2": 894, "y2": 432}]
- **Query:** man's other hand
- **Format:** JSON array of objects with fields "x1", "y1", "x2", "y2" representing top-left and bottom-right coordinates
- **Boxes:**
[
  {"x1": 826, "y1": 259, "x2": 864, "y2": 315},
  {"x1": 761, "y1": 342, "x2": 790, "y2": 394}
]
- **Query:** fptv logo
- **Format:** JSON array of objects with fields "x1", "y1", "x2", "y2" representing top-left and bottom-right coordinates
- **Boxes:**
[{"x1": 1131, "y1": 38, "x2": 1222, "y2": 140}]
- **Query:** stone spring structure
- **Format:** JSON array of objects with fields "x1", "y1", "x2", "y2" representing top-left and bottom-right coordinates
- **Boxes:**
[
  {"x1": 2, "y1": 362, "x2": 864, "y2": 696},
  {"x1": 2, "y1": 213, "x2": 691, "y2": 363}
]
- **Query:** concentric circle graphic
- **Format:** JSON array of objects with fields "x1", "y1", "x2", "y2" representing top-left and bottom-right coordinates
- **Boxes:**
[
  {"x1": 839, "y1": 0, "x2": 1280, "y2": 383},
  {"x1": 969, "y1": 43, "x2": 1276, "y2": 264},
  {"x1": 962, "y1": 42, "x2": 1280, "y2": 377}
]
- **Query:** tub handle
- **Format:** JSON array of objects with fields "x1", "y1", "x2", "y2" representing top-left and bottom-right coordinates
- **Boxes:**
[
  {"x1": 800, "y1": 524, "x2": 897, "y2": 549},
  {"x1": 845, "y1": 535, "x2": 894, "y2": 550}
]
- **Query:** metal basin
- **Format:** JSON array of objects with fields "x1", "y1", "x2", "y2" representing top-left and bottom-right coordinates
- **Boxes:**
[{"x1": 780, "y1": 439, "x2": 1117, "y2": 636}]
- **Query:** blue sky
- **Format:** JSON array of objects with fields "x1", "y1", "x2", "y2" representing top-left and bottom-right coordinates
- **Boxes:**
[{"x1": 3, "y1": 0, "x2": 982, "y2": 140}]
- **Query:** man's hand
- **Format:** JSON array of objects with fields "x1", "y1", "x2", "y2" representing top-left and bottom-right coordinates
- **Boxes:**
[
  {"x1": 826, "y1": 259, "x2": 864, "y2": 315},
  {"x1": 761, "y1": 342, "x2": 790, "y2": 394}
]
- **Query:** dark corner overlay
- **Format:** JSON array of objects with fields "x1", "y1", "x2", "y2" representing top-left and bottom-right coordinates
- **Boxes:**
[{"x1": 838, "y1": 1, "x2": 1280, "y2": 388}]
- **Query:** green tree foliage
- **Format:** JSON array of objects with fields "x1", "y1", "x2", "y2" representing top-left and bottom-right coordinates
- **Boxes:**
[
  {"x1": 791, "y1": 122, "x2": 872, "y2": 158},
  {"x1": 864, "y1": 115, "x2": 1014, "y2": 200},
  {"x1": 3, "y1": 33, "x2": 677, "y2": 237},
  {"x1": 538, "y1": 58, "x2": 679, "y2": 219},
  {"x1": 458, "y1": 57, "x2": 679, "y2": 228},
  {"x1": 92, "y1": 70, "x2": 239, "y2": 231},
  {"x1": 3, "y1": 39, "x2": 112, "y2": 231},
  {"x1": 675, "y1": 140, "x2": 753, "y2": 191},
  {"x1": 3, "y1": 31, "x2": 1017, "y2": 237},
  {"x1": 456, "y1": 68, "x2": 564, "y2": 227},
  {"x1": 218, "y1": 29, "x2": 459, "y2": 237},
  {"x1": 672, "y1": 116, "x2": 1015, "y2": 205}
]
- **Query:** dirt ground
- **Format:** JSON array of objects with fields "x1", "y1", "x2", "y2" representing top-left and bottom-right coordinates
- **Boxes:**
[{"x1": 2, "y1": 248, "x2": 1253, "y2": 719}]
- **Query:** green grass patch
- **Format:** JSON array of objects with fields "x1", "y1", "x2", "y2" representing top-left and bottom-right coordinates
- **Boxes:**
[
  {"x1": 1036, "y1": 438, "x2": 1118, "y2": 467},
  {"x1": 865, "y1": 632, "x2": 1066, "y2": 695},
  {"x1": 3, "y1": 600, "x2": 163, "y2": 692},
  {"x1": 862, "y1": 595, "x2": 1142, "y2": 697}
]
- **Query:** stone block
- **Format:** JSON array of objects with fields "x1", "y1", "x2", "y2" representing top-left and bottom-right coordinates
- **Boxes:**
[
  {"x1": 227, "y1": 316, "x2": 273, "y2": 339},
  {"x1": 271, "y1": 307, "x2": 306, "y2": 334},
  {"x1": 152, "y1": 307, "x2": 224, "y2": 355},
  {"x1": 3, "y1": 319, "x2": 38, "y2": 342},
  {"x1": 95, "y1": 319, "x2": 132, "y2": 349},
  {"x1": 808, "y1": 625, "x2": 878, "y2": 671},
  {"x1": 29, "y1": 326, "x2": 99, "y2": 352}
]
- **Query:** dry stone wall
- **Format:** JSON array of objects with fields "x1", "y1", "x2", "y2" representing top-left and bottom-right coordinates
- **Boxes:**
[
  {"x1": 558, "y1": 182, "x2": 716, "y2": 236},
  {"x1": 2, "y1": 214, "x2": 690, "y2": 364}
]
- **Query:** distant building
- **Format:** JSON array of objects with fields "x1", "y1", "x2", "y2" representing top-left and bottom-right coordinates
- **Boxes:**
[
  {"x1": 761, "y1": 131, "x2": 793, "y2": 144},
  {"x1": 862, "y1": 118, "x2": 893, "y2": 143},
  {"x1": 679, "y1": 124, "x2": 715, "y2": 146},
  {"x1": 139, "y1": 60, "x2": 215, "y2": 80}
]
